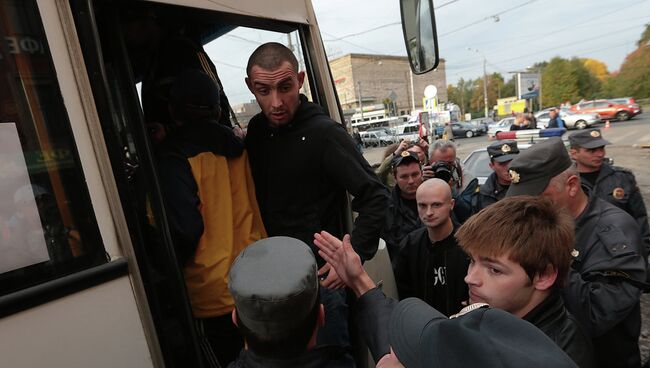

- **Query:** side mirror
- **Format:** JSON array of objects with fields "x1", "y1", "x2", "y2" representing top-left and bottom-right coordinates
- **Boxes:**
[{"x1": 400, "y1": 0, "x2": 439, "y2": 74}]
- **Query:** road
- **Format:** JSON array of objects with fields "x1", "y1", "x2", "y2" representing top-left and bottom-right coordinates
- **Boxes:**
[
  {"x1": 363, "y1": 113, "x2": 650, "y2": 167},
  {"x1": 364, "y1": 112, "x2": 650, "y2": 362}
]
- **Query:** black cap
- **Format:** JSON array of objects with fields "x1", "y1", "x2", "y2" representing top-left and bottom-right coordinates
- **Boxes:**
[
  {"x1": 391, "y1": 150, "x2": 420, "y2": 169},
  {"x1": 568, "y1": 129, "x2": 611, "y2": 149},
  {"x1": 506, "y1": 137, "x2": 572, "y2": 197},
  {"x1": 229, "y1": 237, "x2": 318, "y2": 337},
  {"x1": 389, "y1": 298, "x2": 577, "y2": 368},
  {"x1": 487, "y1": 140, "x2": 519, "y2": 163},
  {"x1": 169, "y1": 69, "x2": 221, "y2": 117}
]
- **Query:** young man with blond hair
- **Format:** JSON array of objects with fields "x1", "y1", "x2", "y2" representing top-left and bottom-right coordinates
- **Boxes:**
[{"x1": 456, "y1": 196, "x2": 594, "y2": 367}]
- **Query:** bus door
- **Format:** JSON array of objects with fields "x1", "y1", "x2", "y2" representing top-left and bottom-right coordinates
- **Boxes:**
[{"x1": 68, "y1": 0, "x2": 339, "y2": 367}]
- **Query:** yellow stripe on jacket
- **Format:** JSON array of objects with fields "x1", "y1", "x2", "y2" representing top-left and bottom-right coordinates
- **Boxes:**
[{"x1": 184, "y1": 150, "x2": 266, "y2": 318}]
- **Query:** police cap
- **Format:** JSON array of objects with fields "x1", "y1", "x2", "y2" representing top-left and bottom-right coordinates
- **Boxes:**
[
  {"x1": 391, "y1": 150, "x2": 420, "y2": 169},
  {"x1": 506, "y1": 137, "x2": 572, "y2": 197},
  {"x1": 487, "y1": 140, "x2": 519, "y2": 163},
  {"x1": 568, "y1": 128, "x2": 611, "y2": 149},
  {"x1": 229, "y1": 236, "x2": 318, "y2": 337}
]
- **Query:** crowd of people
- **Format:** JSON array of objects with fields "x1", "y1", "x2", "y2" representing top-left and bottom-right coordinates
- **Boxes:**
[{"x1": 144, "y1": 40, "x2": 649, "y2": 368}]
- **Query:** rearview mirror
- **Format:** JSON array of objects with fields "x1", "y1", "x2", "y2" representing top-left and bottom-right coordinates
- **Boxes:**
[{"x1": 400, "y1": 0, "x2": 439, "y2": 74}]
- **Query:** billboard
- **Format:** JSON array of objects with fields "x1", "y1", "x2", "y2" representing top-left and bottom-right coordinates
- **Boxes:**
[{"x1": 518, "y1": 73, "x2": 540, "y2": 99}]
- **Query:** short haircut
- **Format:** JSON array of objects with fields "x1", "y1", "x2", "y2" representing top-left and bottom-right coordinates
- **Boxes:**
[
  {"x1": 235, "y1": 293, "x2": 320, "y2": 359},
  {"x1": 456, "y1": 196, "x2": 574, "y2": 289},
  {"x1": 246, "y1": 42, "x2": 299, "y2": 77},
  {"x1": 431, "y1": 139, "x2": 457, "y2": 154}
]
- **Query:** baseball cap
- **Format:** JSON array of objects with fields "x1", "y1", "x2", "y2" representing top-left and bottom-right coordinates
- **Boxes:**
[
  {"x1": 391, "y1": 150, "x2": 420, "y2": 168},
  {"x1": 229, "y1": 236, "x2": 318, "y2": 337},
  {"x1": 487, "y1": 140, "x2": 519, "y2": 163},
  {"x1": 389, "y1": 298, "x2": 576, "y2": 368},
  {"x1": 568, "y1": 129, "x2": 611, "y2": 149},
  {"x1": 506, "y1": 137, "x2": 572, "y2": 197}
]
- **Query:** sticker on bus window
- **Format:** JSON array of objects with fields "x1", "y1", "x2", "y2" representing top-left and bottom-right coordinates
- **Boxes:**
[{"x1": 0, "y1": 122, "x2": 50, "y2": 273}]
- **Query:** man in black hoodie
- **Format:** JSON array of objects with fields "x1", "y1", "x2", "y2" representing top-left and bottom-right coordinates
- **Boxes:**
[{"x1": 244, "y1": 42, "x2": 388, "y2": 352}]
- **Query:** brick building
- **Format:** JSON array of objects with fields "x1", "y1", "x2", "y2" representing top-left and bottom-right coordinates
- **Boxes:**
[{"x1": 329, "y1": 53, "x2": 447, "y2": 116}]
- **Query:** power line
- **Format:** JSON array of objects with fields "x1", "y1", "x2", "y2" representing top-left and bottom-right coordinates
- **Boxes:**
[
  {"x1": 448, "y1": 21, "x2": 647, "y2": 77},
  {"x1": 439, "y1": 0, "x2": 539, "y2": 37}
]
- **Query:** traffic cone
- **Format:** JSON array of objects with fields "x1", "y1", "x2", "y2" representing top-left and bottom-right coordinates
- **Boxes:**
[{"x1": 605, "y1": 120, "x2": 610, "y2": 129}]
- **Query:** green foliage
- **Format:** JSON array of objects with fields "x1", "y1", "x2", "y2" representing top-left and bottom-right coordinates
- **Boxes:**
[
  {"x1": 541, "y1": 57, "x2": 601, "y2": 106},
  {"x1": 608, "y1": 24, "x2": 650, "y2": 99}
]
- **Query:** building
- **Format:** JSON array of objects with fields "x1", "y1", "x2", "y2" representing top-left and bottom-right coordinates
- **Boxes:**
[{"x1": 329, "y1": 53, "x2": 447, "y2": 119}]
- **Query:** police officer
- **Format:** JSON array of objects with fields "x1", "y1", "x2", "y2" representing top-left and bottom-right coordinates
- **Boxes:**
[
  {"x1": 507, "y1": 137, "x2": 646, "y2": 368},
  {"x1": 569, "y1": 128, "x2": 650, "y2": 259},
  {"x1": 474, "y1": 140, "x2": 520, "y2": 211},
  {"x1": 228, "y1": 237, "x2": 350, "y2": 367}
]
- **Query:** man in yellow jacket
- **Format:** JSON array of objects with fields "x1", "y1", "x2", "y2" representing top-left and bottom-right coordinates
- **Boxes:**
[{"x1": 158, "y1": 69, "x2": 266, "y2": 367}]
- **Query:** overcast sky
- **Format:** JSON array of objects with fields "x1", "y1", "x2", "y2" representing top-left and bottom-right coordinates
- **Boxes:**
[{"x1": 312, "y1": 0, "x2": 650, "y2": 85}]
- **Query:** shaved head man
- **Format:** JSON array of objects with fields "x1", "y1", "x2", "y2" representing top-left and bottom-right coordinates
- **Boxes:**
[{"x1": 392, "y1": 178, "x2": 469, "y2": 316}]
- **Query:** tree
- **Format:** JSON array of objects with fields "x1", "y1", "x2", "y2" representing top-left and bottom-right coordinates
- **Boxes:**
[
  {"x1": 541, "y1": 57, "x2": 601, "y2": 106},
  {"x1": 582, "y1": 58, "x2": 609, "y2": 81},
  {"x1": 609, "y1": 24, "x2": 650, "y2": 99}
]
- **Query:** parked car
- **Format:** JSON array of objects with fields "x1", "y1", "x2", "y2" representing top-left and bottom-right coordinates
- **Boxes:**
[
  {"x1": 534, "y1": 110, "x2": 600, "y2": 130},
  {"x1": 610, "y1": 97, "x2": 642, "y2": 115},
  {"x1": 394, "y1": 122, "x2": 420, "y2": 141},
  {"x1": 360, "y1": 130, "x2": 397, "y2": 147},
  {"x1": 487, "y1": 117, "x2": 515, "y2": 139},
  {"x1": 366, "y1": 127, "x2": 395, "y2": 136},
  {"x1": 469, "y1": 117, "x2": 494, "y2": 133},
  {"x1": 450, "y1": 122, "x2": 483, "y2": 138},
  {"x1": 570, "y1": 99, "x2": 639, "y2": 121}
]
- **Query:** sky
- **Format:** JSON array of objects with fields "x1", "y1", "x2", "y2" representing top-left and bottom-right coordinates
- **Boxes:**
[{"x1": 312, "y1": 0, "x2": 650, "y2": 86}]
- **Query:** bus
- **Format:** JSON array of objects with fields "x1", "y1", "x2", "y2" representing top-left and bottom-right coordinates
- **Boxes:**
[{"x1": 0, "y1": 0, "x2": 438, "y2": 366}]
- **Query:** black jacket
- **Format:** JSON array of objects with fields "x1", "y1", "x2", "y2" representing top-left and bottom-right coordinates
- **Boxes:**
[
  {"x1": 382, "y1": 186, "x2": 423, "y2": 260},
  {"x1": 245, "y1": 96, "x2": 389, "y2": 263},
  {"x1": 393, "y1": 226, "x2": 468, "y2": 316},
  {"x1": 523, "y1": 291, "x2": 595, "y2": 368},
  {"x1": 586, "y1": 163, "x2": 650, "y2": 260},
  {"x1": 227, "y1": 346, "x2": 352, "y2": 368},
  {"x1": 474, "y1": 171, "x2": 508, "y2": 212},
  {"x1": 562, "y1": 191, "x2": 646, "y2": 368}
]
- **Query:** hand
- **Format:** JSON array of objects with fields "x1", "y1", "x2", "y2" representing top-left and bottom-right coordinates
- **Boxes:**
[
  {"x1": 318, "y1": 263, "x2": 346, "y2": 289},
  {"x1": 422, "y1": 165, "x2": 434, "y2": 180},
  {"x1": 394, "y1": 139, "x2": 410, "y2": 156},
  {"x1": 314, "y1": 232, "x2": 375, "y2": 297},
  {"x1": 376, "y1": 349, "x2": 404, "y2": 368},
  {"x1": 233, "y1": 126, "x2": 246, "y2": 139}
]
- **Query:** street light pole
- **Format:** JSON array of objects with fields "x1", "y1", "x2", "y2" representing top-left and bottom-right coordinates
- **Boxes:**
[
  {"x1": 357, "y1": 81, "x2": 364, "y2": 120},
  {"x1": 468, "y1": 47, "x2": 489, "y2": 118},
  {"x1": 482, "y1": 56, "x2": 488, "y2": 118}
]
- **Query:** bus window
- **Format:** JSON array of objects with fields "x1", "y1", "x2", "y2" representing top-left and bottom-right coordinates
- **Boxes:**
[{"x1": 0, "y1": 0, "x2": 106, "y2": 296}]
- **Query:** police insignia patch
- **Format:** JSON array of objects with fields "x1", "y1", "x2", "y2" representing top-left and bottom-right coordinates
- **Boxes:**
[
  {"x1": 590, "y1": 130, "x2": 600, "y2": 138},
  {"x1": 501, "y1": 144, "x2": 511, "y2": 153},
  {"x1": 613, "y1": 187, "x2": 625, "y2": 200},
  {"x1": 509, "y1": 169, "x2": 520, "y2": 184},
  {"x1": 401, "y1": 151, "x2": 410, "y2": 157}
]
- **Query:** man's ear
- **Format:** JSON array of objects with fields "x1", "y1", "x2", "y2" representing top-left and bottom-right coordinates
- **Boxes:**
[
  {"x1": 569, "y1": 148, "x2": 577, "y2": 159},
  {"x1": 297, "y1": 71, "x2": 305, "y2": 89},
  {"x1": 450, "y1": 198, "x2": 455, "y2": 210},
  {"x1": 231, "y1": 308, "x2": 238, "y2": 326},
  {"x1": 533, "y1": 265, "x2": 557, "y2": 291},
  {"x1": 245, "y1": 77, "x2": 253, "y2": 93},
  {"x1": 566, "y1": 174, "x2": 581, "y2": 197}
]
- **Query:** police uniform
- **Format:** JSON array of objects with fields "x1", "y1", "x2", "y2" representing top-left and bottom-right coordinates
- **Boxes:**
[
  {"x1": 475, "y1": 140, "x2": 519, "y2": 211},
  {"x1": 569, "y1": 129, "x2": 650, "y2": 260},
  {"x1": 507, "y1": 137, "x2": 646, "y2": 368},
  {"x1": 227, "y1": 237, "x2": 351, "y2": 368}
]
